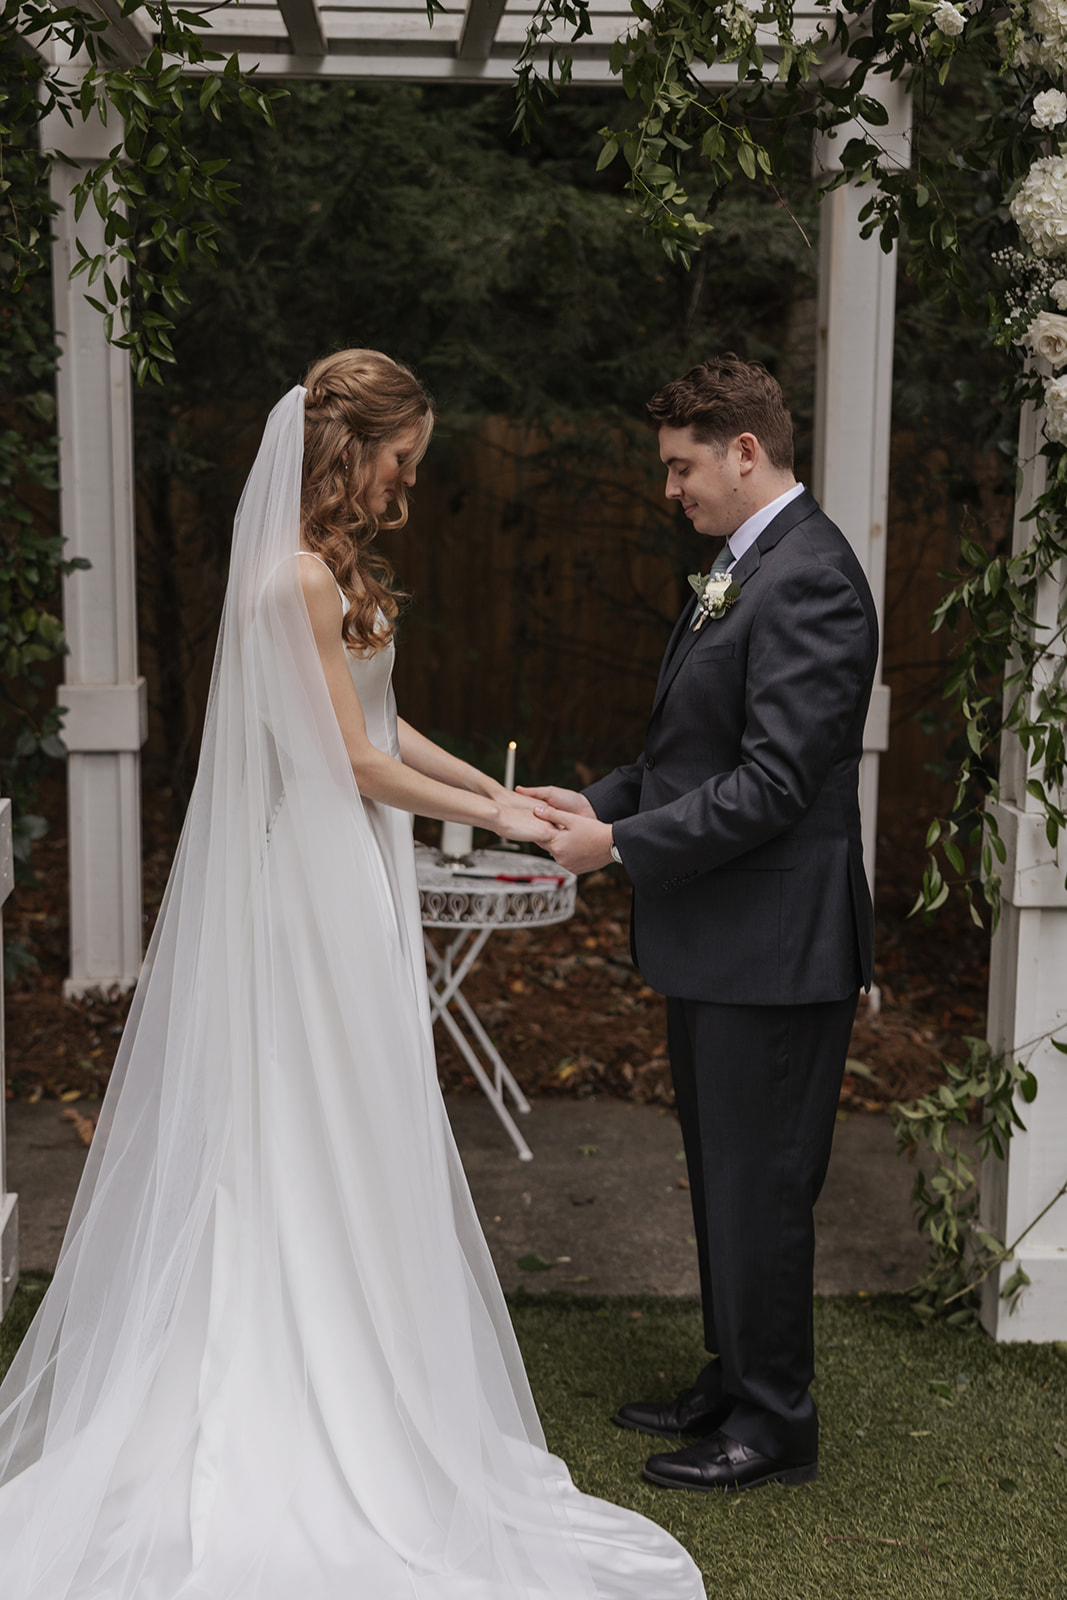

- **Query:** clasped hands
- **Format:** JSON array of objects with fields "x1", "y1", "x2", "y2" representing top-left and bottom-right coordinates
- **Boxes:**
[
  {"x1": 514, "y1": 786, "x2": 615, "y2": 875},
  {"x1": 493, "y1": 784, "x2": 614, "y2": 875}
]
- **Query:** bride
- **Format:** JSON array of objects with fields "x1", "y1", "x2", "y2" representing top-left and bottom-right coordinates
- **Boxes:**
[{"x1": 0, "y1": 350, "x2": 706, "y2": 1599}]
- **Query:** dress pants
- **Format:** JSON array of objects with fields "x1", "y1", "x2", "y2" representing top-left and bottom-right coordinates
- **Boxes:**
[{"x1": 666, "y1": 992, "x2": 858, "y2": 1463}]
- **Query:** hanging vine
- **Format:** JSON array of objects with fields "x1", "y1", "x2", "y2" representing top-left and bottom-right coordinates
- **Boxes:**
[{"x1": 0, "y1": 1, "x2": 282, "y2": 916}]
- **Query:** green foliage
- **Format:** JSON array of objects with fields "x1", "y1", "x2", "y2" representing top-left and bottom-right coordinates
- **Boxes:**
[
  {"x1": 0, "y1": 62, "x2": 87, "y2": 894},
  {"x1": 129, "y1": 81, "x2": 818, "y2": 420},
  {"x1": 0, "y1": 1, "x2": 279, "y2": 884},
  {"x1": 3, "y1": 0, "x2": 283, "y2": 381},
  {"x1": 891, "y1": 1035, "x2": 1044, "y2": 1325},
  {"x1": 517, "y1": 0, "x2": 825, "y2": 264},
  {"x1": 916, "y1": 506, "x2": 1067, "y2": 926}
]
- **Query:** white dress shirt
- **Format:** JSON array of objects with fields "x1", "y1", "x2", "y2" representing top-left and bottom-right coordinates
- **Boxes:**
[{"x1": 723, "y1": 482, "x2": 805, "y2": 570}]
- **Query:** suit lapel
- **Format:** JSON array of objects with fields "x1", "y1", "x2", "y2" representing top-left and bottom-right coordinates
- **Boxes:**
[
  {"x1": 649, "y1": 489, "x2": 819, "y2": 718},
  {"x1": 652, "y1": 590, "x2": 700, "y2": 698}
]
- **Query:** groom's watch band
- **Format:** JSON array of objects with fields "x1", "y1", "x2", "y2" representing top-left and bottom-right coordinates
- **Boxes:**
[{"x1": 609, "y1": 833, "x2": 622, "y2": 866}]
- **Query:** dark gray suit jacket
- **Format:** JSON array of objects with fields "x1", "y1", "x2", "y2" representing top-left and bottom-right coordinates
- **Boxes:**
[{"x1": 584, "y1": 489, "x2": 877, "y2": 1006}]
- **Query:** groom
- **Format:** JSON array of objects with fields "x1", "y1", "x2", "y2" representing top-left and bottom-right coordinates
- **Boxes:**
[{"x1": 525, "y1": 354, "x2": 877, "y2": 1492}]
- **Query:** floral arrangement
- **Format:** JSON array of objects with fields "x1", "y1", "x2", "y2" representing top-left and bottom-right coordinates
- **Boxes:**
[
  {"x1": 999, "y1": 0, "x2": 1067, "y2": 438},
  {"x1": 892, "y1": 0, "x2": 1067, "y2": 439},
  {"x1": 687, "y1": 570, "x2": 741, "y2": 630}
]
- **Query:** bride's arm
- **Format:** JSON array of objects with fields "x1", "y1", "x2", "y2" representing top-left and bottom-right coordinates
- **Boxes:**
[
  {"x1": 301, "y1": 562, "x2": 553, "y2": 843},
  {"x1": 396, "y1": 720, "x2": 495, "y2": 792},
  {"x1": 396, "y1": 720, "x2": 536, "y2": 809}
]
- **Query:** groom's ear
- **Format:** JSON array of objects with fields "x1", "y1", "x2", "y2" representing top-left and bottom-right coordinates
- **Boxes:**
[{"x1": 736, "y1": 432, "x2": 760, "y2": 476}]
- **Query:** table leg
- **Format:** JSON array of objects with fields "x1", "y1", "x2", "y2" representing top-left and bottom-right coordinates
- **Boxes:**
[{"x1": 423, "y1": 928, "x2": 533, "y2": 1162}]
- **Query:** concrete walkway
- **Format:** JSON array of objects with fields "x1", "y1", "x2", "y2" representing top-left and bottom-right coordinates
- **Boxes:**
[{"x1": 6, "y1": 1095, "x2": 927, "y2": 1293}]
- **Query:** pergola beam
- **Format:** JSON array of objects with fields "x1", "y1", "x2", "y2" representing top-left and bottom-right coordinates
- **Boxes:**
[
  {"x1": 276, "y1": 0, "x2": 327, "y2": 57},
  {"x1": 88, "y1": 0, "x2": 154, "y2": 66},
  {"x1": 15, "y1": 1, "x2": 151, "y2": 68},
  {"x1": 457, "y1": 0, "x2": 507, "y2": 60}
]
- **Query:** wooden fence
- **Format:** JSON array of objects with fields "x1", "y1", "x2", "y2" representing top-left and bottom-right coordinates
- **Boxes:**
[{"x1": 132, "y1": 411, "x2": 1012, "y2": 813}]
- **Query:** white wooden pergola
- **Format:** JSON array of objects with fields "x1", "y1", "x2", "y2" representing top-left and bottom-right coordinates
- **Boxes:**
[
  {"x1": 32, "y1": 0, "x2": 900, "y2": 992},
  {"x1": 11, "y1": 1, "x2": 1064, "y2": 1338}
]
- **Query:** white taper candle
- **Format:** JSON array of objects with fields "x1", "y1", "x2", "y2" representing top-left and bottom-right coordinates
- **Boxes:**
[{"x1": 440, "y1": 822, "x2": 473, "y2": 858}]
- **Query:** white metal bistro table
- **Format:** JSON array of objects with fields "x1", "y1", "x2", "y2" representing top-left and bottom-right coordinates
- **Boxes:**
[{"x1": 416, "y1": 845, "x2": 576, "y2": 1161}]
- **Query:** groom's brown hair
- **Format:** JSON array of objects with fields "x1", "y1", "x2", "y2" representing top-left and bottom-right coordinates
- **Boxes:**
[{"x1": 647, "y1": 354, "x2": 794, "y2": 473}]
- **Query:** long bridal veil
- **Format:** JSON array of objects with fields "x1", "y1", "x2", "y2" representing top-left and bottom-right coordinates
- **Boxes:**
[{"x1": 0, "y1": 387, "x2": 704, "y2": 1599}]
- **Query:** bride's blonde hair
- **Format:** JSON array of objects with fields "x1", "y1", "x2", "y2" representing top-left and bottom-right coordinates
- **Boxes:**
[{"x1": 301, "y1": 349, "x2": 434, "y2": 651}]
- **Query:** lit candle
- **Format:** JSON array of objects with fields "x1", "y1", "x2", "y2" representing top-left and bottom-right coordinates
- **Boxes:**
[{"x1": 504, "y1": 740, "x2": 517, "y2": 792}]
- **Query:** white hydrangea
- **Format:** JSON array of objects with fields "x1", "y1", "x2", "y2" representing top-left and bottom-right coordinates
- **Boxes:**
[
  {"x1": 932, "y1": 1, "x2": 966, "y2": 35},
  {"x1": 1026, "y1": 0, "x2": 1067, "y2": 71},
  {"x1": 1051, "y1": 279, "x2": 1067, "y2": 309},
  {"x1": 1032, "y1": 88, "x2": 1067, "y2": 129},
  {"x1": 1010, "y1": 155, "x2": 1067, "y2": 258},
  {"x1": 1043, "y1": 372, "x2": 1067, "y2": 443}
]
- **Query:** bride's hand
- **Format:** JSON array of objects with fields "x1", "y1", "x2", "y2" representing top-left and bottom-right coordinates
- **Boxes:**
[
  {"x1": 515, "y1": 784, "x2": 595, "y2": 820},
  {"x1": 494, "y1": 805, "x2": 560, "y2": 847},
  {"x1": 485, "y1": 783, "x2": 541, "y2": 815}
]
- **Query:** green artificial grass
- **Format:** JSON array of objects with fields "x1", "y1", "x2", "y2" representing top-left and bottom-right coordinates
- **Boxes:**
[
  {"x1": 2, "y1": 1282, "x2": 1064, "y2": 1596},
  {"x1": 0, "y1": 1272, "x2": 48, "y2": 1377},
  {"x1": 509, "y1": 1291, "x2": 1067, "y2": 1600}
]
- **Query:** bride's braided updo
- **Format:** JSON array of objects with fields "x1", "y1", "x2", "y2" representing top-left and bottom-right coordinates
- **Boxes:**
[{"x1": 301, "y1": 349, "x2": 434, "y2": 651}]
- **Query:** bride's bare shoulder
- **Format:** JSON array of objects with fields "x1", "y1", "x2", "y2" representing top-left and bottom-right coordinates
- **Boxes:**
[
  {"x1": 256, "y1": 552, "x2": 341, "y2": 628},
  {"x1": 296, "y1": 549, "x2": 337, "y2": 590},
  {"x1": 295, "y1": 550, "x2": 345, "y2": 614}
]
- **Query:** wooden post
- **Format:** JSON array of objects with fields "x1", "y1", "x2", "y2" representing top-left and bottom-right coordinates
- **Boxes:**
[
  {"x1": 41, "y1": 99, "x2": 148, "y2": 997},
  {"x1": 980, "y1": 387, "x2": 1067, "y2": 1341},
  {"x1": 812, "y1": 79, "x2": 912, "y2": 913},
  {"x1": 0, "y1": 800, "x2": 19, "y2": 1318}
]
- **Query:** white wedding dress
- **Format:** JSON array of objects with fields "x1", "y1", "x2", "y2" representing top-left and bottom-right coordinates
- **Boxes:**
[{"x1": 0, "y1": 389, "x2": 705, "y2": 1600}]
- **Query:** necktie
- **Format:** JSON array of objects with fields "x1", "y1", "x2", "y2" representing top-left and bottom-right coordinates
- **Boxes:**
[{"x1": 708, "y1": 541, "x2": 733, "y2": 576}]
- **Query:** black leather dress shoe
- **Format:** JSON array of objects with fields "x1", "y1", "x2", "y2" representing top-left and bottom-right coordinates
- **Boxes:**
[
  {"x1": 641, "y1": 1430, "x2": 817, "y2": 1493},
  {"x1": 613, "y1": 1386, "x2": 730, "y2": 1440}
]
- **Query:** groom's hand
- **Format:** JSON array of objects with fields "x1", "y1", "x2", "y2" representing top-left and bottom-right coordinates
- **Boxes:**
[
  {"x1": 516, "y1": 785, "x2": 595, "y2": 820},
  {"x1": 532, "y1": 805, "x2": 614, "y2": 874}
]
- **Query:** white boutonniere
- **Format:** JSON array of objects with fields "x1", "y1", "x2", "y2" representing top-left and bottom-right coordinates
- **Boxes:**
[{"x1": 688, "y1": 570, "x2": 741, "y2": 631}]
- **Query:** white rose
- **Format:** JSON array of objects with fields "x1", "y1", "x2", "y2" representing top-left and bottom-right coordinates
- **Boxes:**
[
  {"x1": 1043, "y1": 372, "x2": 1067, "y2": 443},
  {"x1": 1032, "y1": 88, "x2": 1067, "y2": 129},
  {"x1": 1011, "y1": 155, "x2": 1067, "y2": 257},
  {"x1": 1052, "y1": 279, "x2": 1067, "y2": 309},
  {"x1": 703, "y1": 575, "x2": 733, "y2": 614},
  {"x1": 932, "y1": 1, "x2": 966, "y2": 35},
  {"x1": 1025, "y1": 309, "x2": 1067, "y2": 366}
]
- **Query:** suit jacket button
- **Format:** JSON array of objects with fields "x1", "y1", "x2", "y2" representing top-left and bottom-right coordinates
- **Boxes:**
[{"x1": 645, "y1": 756, "x2": 655, "y2": 769}]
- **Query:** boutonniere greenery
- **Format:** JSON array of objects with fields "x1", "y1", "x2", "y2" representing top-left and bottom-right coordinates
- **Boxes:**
[{"x1": 688, "y1": 570, "x2": 741, "y2": 631}]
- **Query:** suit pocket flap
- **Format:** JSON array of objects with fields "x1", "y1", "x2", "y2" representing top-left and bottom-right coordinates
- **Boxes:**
[{"x1": 691, "y1": 641, "x2": 736, "y2": 663}]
